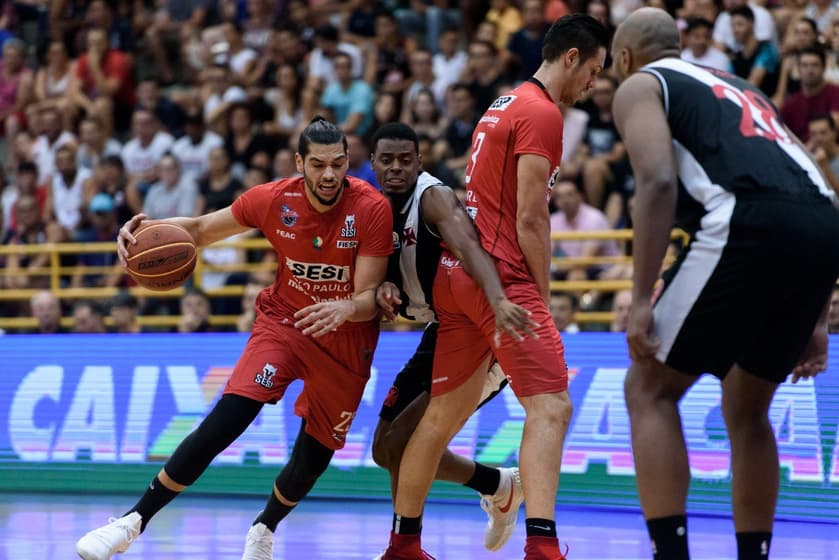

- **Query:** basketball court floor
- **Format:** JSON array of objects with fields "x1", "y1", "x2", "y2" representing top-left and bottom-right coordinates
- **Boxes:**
[{"x1": 2, "y1": 493, "x2": 837, "y2": 559}]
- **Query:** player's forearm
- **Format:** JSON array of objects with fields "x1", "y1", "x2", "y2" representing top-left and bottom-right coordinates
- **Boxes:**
[
  {"x1": 516, "y1": 214, "x2": 551, "y2": 303},
  {"x1": 348, "y1": 289, "x2": 378, "y2": 321},
  {"x1": 631, "y1": 179, "x2": 676, "y2": 302}
]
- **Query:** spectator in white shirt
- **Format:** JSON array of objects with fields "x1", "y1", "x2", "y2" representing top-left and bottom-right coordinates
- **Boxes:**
[
  {"x1": 171, "y1": 112, "x2": 224, "y2": 185},
  {"x1": 30, "y1": 106, "x2": 76, "y2": 186},
  {"x1": 432, "y1": 29, "x2": 468, "y2": 110},
  {"x1": 121, "y1": 109, "x2": 175, "y2": 213},
  {"x1": 713, "y1": 0, "x2": 778, "y2": 53},
  {"x1": 682, "y1": 17, "x2": 732, "y2": 72}
]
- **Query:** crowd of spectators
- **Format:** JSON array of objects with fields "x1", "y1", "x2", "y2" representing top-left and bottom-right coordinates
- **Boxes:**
[{"x1": 1, "y1": 0, "x2": 839, "y2": 334}]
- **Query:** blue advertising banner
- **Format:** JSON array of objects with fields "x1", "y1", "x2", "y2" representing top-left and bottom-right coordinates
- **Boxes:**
[{"x1": 1, "y1": 333, "x2": 837, "y2": 521}]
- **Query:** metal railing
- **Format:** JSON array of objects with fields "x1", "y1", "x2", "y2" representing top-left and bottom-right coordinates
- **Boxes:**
[{"x1": 0, "y1": 230, "x2": 688, "y2": 331}]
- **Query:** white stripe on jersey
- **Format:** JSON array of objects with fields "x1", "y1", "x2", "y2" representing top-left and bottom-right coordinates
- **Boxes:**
[
  {"x1": 643, "y1": 57, "x2": 834, "y2": 200},
  {"x1": 654, "y1": 140, "x2": 735, "y2": 363},
  {"x1": 400, "y1": 171, "x2": 443, "y2": 323}
]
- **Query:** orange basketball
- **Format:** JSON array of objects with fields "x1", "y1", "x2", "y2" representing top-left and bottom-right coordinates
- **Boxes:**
[{"x1": 125, "y1": 222, "x2": 197, "y2": 291}]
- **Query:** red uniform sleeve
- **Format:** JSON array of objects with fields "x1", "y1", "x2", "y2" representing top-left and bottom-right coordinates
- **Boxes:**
[
  {"x1": 513, "y1": 101, "x2": 564, "y2": 162},
  {"x1": 358, "y1": 193, "x2": 394, "y2": 257},
  {"x1": 231, "y1": 181, "x2": 277, "y2": 229}
]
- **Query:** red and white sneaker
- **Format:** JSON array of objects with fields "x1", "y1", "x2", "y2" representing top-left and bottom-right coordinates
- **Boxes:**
[{"x1": 480, "y1": 467, "x2": 524, "y2": 551}]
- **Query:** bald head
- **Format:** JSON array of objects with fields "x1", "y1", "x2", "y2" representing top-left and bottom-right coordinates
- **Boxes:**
[{"x1": 612, "y1": 8, "x2": 681, "y2": 80}]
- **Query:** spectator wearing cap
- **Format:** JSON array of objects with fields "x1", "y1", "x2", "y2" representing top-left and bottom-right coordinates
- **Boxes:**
[
  {"x1": 172, "y1": 112, "x2": 224, "y2": 185},
  {"x1": 71, "y1": 192, "x2": 123, "y2": 289},
  {"x1": 110, "y1": 291, "x2": 142, "y2": 333}
]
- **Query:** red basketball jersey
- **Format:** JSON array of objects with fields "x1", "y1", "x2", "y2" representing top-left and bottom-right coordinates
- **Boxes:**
[
  {"x1": 463, "y1": 80, "x2": 564, "y2": 283},
  {"x1": 231, "y1": 176, "x2": 393, "y2": 329}
]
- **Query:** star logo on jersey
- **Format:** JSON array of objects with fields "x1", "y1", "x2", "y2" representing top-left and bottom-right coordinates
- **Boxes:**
[
  {"x1": 402, "y1": 226, "x2": 417, "y2": 246},
  {"x1": 280, "y1": 204, "x2": 298, "y2": 228}
]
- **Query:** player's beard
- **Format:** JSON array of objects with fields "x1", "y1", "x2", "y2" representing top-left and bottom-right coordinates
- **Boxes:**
[{"x1": 304, "y1": 173, "x2": 344, "y2": 207}]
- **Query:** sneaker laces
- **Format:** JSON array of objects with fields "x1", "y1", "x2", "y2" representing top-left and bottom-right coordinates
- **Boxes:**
[{"x1": 89, "y1": 516, "x2": 139, "y2": 550}]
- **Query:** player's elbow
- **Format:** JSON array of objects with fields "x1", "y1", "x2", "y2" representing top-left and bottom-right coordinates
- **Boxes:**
[{"x1": 516, "y1": 209, "x2": 549, "y2": 234}]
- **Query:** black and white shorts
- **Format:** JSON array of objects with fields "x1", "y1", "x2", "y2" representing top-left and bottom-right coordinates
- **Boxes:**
[
  {"x1": 378, "y1": 322, "x2": 508, "y2": 421},
  {"x1": 655, "y1": 192, "x2": 839, "y2": 383}
]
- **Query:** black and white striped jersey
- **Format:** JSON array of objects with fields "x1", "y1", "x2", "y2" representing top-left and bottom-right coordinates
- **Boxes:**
[
  {"x1": 386, "y1": 171, "x2": 445, "y2": 323},
  {"x1": 640, "y1": 57, "x2": 833, "y2": 235}
]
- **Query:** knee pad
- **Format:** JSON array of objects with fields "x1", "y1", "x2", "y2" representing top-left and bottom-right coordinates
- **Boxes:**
[
  {"x1": 165, "y1": 394, "x2": 262, "y2": 485},
  {"x1": 275, "y1": 426, "x2": 334, "y2": 503}
]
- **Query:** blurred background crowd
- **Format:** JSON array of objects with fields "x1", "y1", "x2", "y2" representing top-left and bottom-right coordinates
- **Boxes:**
[{"x1": 1, "y1": 0, "x2": 839, "y2": 335}]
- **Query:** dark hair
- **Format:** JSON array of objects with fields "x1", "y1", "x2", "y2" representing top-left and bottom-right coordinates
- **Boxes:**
[
  {"x1": 449, "y1": 82, "x2": 473, "y2": 97},
  {"x1": 542, "y1": 14, "x2": 611, "y2": 64},
  {"x1": 552, "y1": 290, "x2": 579, "y2": 310},
  {"x1": 796, "y1": 17, "x2": 819, "y2": 36},
  {"x1": 102, "y1": 154, "x2": 125, "y2": 169},
  {"x1": 685, "y1": 17, "x2": 714, "y2": 33},
  {"x1": 799, "y1": 45, "x2": 827, "y2": 66},
  {"x1": 298, "y1": 116, "x2": 348, "y2": 158},
  {"x1": 808, "y1": 112, "x2": 836, "y2": 130},
  {"x1": 17, "y1": 161, "x2": 37, "y2": 175},
  {"x1": 729, "y1": 5, "x2": 755, "y2": 22},
  {"x1": 74, "y1": 299, "x2": 106, "y2": 317},
  {"x1": 469, "y1": 39, "x2": 497, "y2": 56},
  {"x1": 315, "y1": 24, "x2": 339, "y2": 42},
  {"x1": 370, "y1": 122, "x2": 419, "y2": 154}
]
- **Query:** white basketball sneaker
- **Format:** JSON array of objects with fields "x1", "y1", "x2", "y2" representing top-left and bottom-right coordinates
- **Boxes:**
[
  {"x1": 480, "y1": 467, "x2": 524, "y2": 551},
  {"x1": 75, "y1": 511, "x2": 142, "y2": 560},
  {"x1": 241, "y1": 522, "x2": 274, "y2": 560}
]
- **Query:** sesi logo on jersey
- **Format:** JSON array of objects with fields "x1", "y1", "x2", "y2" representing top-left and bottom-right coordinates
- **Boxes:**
[{"x1": 285, "y1": 257, "x2": 351, "y2": 282}]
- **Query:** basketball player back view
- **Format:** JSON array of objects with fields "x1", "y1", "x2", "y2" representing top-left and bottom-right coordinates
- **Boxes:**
[{"x1": 611, "y1": 8, "x2": 839, "y2": 560}]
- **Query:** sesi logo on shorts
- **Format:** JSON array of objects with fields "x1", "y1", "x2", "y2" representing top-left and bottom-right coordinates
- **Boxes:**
[{"x1": 255, "y1": 362, "x2": 277, "y2": 389}]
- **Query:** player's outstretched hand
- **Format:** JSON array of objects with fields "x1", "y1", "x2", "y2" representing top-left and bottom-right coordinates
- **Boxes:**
[
  {"x1": 294, "y1": 300, "x2": 356, "y2": 337},
  {"x1": 376, "y1": 281, "x2": 402, "y2": 321},
  {"x1": 791, "y1": 324, "x2": 828, "y2": 383},
  {"x1": 627, "y1": 302, "x2": 660, "y2": 361},
  {"x1": 491, "y1": 297, "x2": 540, "y2": 348},
  {"x1": 117, "y1": 213, "x2": 148, "y2": 267}
]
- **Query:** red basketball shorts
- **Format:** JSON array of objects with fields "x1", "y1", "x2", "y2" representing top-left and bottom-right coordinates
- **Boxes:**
[
  {"x1": 224, "y1": 317, "x2": 379, "y2": 450},
  {"x1": 431, "y1": 254, "x2": 568, "y2": 398}
]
